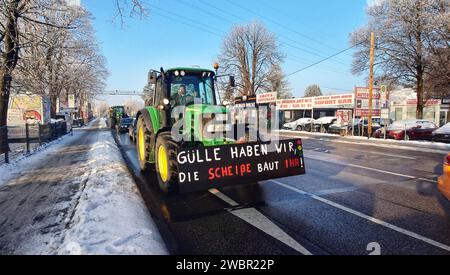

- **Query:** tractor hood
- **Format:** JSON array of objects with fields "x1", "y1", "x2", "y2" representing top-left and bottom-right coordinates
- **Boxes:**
[{"x1": 183, "y1": 104, "x2": 232, "y2": 147}]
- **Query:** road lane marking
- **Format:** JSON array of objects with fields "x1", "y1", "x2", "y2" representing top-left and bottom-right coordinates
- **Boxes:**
[
  {"x1": 346, "y1": 148, "x2": 417, "y2": 160},
  {"x1": 347, "y1": 164, "x2": 437, "y2": 183},
  {"x1": 304, "y1": 151, "x2": 438, "y2": 183},
  {"x1": 313, "y1": 186, "x2": 360, "y2": 196},
  {"x1": 208, "y1": 188, "x2": 239, "y2": 207},
  {"x1": 208, "y1": 188, "x2": 312, "y2": 255},
  {"x1": 269, "y1": 180, "x2": 450, "y2": 253}
]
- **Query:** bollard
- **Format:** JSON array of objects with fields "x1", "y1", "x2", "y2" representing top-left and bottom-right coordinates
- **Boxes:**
[
  {"x1": 404, "y1": 124, "x2": 407, "y2": 141},
  {"x1": 25, "y1": 123, "x2": 30, "y2": 153},
  {"x1": 38, "y1": 124, "x2": 42, "y2": 146}
]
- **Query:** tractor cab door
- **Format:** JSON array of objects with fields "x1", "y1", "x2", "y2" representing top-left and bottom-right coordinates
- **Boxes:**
[{"x1": 154, "y1": 76, "x2": 169, "y2": 128}]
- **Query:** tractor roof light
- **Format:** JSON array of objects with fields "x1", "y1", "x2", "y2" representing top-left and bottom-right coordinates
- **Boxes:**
[
  {"x1": 174, "y1": 70, "x2": 180, "y2": 76},
  {"x1": 180, "y1": 70, "x2": 186, "y2": 76},
  {"x1": 213, "y1": 63, "x2": 220, "y2": 70}
]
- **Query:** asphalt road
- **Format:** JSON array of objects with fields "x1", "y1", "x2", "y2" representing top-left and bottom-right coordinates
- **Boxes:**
[{"x1": 115, "y1": 130, "x2": 450, "y2": 255}]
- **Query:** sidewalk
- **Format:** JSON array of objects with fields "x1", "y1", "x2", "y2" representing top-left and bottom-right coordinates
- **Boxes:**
[
  {"x1": 0, "y1": 118, "x2": 168, "y2": 255},
  {"x1": 277, "y1": 130, "x2": 450, "y2": 155}
]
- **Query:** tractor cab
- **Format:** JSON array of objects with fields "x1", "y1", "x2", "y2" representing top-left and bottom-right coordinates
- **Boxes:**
[{"x1": 148, "y1": 67, "x2": 226, "y2": 109}]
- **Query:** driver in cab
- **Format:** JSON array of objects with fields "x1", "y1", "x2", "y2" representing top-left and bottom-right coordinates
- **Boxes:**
[{"x1": 171, "y1": 85, "x2": 197, "y2": 107}]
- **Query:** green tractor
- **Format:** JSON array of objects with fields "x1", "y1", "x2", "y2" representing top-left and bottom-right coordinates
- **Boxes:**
[
  {"x1": 136, "y1": 66, "x2": 305, "y2": 194},
  {"x1": 109, "y1": 106, "x2": 125, "y2": 129}
]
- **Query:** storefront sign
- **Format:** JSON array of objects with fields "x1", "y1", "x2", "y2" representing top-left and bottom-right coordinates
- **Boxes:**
[
  {"x1": 406, "y1": 99, "x2": 440, "y2": 106},
  {"x1": 256, "y1": 92, "x2": 277, "y2": 104},
  {"x1": 313, "y1": 94, "x2": 354, "y2": 108},
  {"x1": 277, "y1": 98, "x2": 313, "y2": 110},
  {"x1": 177, "y1": 139, "x2": 305, "y2": 193},
  {"x1": 276, "y1": 94, "x2": 354, "y2": 110}
]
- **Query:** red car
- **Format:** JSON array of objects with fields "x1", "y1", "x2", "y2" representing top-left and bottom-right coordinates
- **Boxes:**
[{"x1": 385, "y1": 120, "x2": 438, "y2": 141}]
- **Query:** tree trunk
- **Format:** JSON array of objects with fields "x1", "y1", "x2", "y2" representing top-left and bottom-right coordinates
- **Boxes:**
[
  {"x1": 0, "y1": 0, "x2": 20, "y2": 128},
  {"x1": 50, "y1": 95, "x2": 58, "y2": 118},
  {"x1": 416, "y1": 74, "x2": 424, "y2": 119}
]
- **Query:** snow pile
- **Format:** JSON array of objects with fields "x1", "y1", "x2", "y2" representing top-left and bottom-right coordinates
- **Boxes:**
[{"x1": 58, "y1": 118, "x2": 167, "y2": 255}]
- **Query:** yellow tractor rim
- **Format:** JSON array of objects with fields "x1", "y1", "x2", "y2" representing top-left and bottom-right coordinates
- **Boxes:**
[
  {"x1": 158, "y1": 145, "x2": 169, "y2": 182},
  {"x1": 138, "y1": 126, "x2": 146, "y2": 162}
]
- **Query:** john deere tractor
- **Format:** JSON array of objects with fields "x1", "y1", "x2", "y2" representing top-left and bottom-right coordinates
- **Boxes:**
[
  {"x1": 136, "y1": 66, "x2": 305, "y2": 194},
  {"x1": 109, "y1": 106, "x2": 125, "y2": 129}
]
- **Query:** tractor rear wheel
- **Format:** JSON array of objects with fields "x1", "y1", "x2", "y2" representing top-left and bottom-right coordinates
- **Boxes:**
[
  {"x1": 136, "y1": 115, "x2": 154, "y2": 172},
  {"x1": 155, "y1": 132, "x2": 179, "y2": 194}
]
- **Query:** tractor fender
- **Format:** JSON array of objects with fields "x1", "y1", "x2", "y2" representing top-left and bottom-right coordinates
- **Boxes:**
[{"x1": 137, "y1": 108, "x2": 155, "y2": 133}]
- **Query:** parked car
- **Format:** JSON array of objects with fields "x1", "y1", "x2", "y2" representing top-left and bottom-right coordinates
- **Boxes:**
[
  {"x1": 128, "y1": 118, "x2": 137, "y2": 142},
  {"x1": 313, "y1": 116, "x2": 337, "y2": 133},
  {"x1": 72, "y1": 118, "x2": 84, "y2": 128},
  {"x1": 438, "y1": 153, "x2": 450, "y2": 200},
  {"x1": 385, "y1": 120, "x2": 438, "y2": 141},
  {"x1": 283, "y1": 118, "x2": 314, "y2": 131},
  {"x1": 118, "y1": 117, "x2": 133, "y2": 133},
  {"x1": 432, "y1": 123, "x2": 450, "y2": 143}
]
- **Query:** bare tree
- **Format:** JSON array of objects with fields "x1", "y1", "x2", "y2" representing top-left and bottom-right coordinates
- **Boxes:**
[
  {"x1": 0, "y1": 0, "x2": 84, "y2": 129},
  {"x1": 304, "y1": 84, "x2": 323, "y2": 98},
  {"x1": 267, "y1": 64, "x2": 292, "y2": 99},
  {"x1": 114, "y1": 0, "x2": 149, "y2": 26},
  {"x1": 11, "y1": 2, "x2": 107, "y2": 117},
  {"x1": 142, "y1": 82, "x2": 154, "y2": 106},
  {"x1": 0, "y1": 0, "x2": 142, "y2": 130},
  {"x1": 94, "y1": 101, "x2": 110, "y2": 118},
  {"x1": 218, "y1": 22, "x2": 284, "y2": 96},
  {"x1": 350, "y1": 0, "x2": 449, "y2": 119},
  {"x1": 124, "y1": 98, "x2": 144, "y2": 116}
]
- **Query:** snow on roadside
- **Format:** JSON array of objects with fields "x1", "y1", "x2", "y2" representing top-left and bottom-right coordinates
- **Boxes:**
[{"x1": 57, "y1": 118, "x2": 168, "y2": 255}]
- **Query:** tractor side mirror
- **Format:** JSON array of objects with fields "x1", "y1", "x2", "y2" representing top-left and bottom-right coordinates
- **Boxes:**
[
  {"x1": 148, "y1": 71, "x2": 157, "y2": 84},
  {"x1": 229, "y1": 76, "x2": 236, "y2": 87}
]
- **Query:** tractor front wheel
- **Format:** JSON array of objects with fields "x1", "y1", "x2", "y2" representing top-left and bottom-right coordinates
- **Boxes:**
[{"x1": 155, "y1": 132, "x2": 179, "y2": 194}]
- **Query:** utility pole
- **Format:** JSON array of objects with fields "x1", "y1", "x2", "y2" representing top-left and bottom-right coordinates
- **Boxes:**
[{"x1": 368, "y1": 32, "x2": 375, "y2": 138}]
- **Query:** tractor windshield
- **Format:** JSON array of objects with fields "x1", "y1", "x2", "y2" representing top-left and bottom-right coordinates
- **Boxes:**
[{"x1": 169, "y1": 73, "x2": 216, "y2": 106}]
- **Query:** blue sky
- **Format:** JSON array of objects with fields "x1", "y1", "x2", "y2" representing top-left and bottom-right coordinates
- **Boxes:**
[{"x1": 83, "y1": 0, "x2": 371, "y2": 104}]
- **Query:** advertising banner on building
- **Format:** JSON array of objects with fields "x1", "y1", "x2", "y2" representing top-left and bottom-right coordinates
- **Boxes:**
[
  {"x1": 7, "y1": 94, "x2": 43, "y2": 125},
  {"x1": 355, "y1": 87, "x2": 381, "y2": 117},
  {"x1": 336, "y1": 110, "x2": 352, "y2": 125}
]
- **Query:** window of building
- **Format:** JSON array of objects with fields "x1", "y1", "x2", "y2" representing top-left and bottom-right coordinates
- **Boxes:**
[
  {"x1": 395, "y1": 108, "x2": 403, "y2": 121},
  {"x1": 407, "y1": 107, "x2": 416, "y2": 119},
  {"x1": 423, "y1": 107, "x2": 435, "y2": 122}
]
